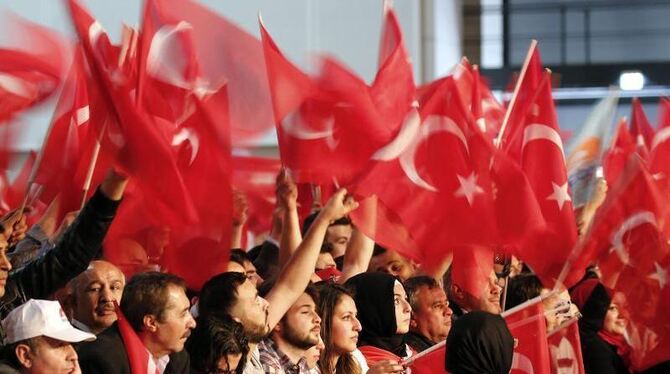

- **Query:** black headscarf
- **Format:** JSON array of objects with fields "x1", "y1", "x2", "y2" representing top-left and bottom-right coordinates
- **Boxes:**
[
  {"x1": 569, "y1": 278, "x2": 611, "y2": 333},
  {"x1": 345, "y1": 272, "x2": 407, "y2": 357},
  {"x1": 445, "y1": 311, "x2": 514, "y2": 374}
]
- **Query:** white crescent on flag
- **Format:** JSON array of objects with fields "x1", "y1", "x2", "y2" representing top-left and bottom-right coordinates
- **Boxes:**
[
  {"x1": 512, "y1": 352, "x2": 535, "y2": 374},
  {"x1": 609, "y1": 211, "x2": 657, "y2": 265},
  {"x1": 172, "y1": 127, "x2": 200, "y2": 166},
  {"x1": 522, "y1": 123, "x2": 565, "y2": 159}
]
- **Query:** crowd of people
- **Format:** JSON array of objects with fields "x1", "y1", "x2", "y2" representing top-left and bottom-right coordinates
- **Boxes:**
[{"x1": 0, "y1": 164, "x2": 664, "y2": 374}]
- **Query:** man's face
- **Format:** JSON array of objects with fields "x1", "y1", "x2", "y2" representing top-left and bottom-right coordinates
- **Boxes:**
[
  {"x1": 18, "y1": 336, "x2": 80, "y2": 374},
  {"x1": 411, "y1": 286, "x2": 453, "y2": 343},
  {"x1": 230, "y1": 279, "x2": 270, "y2": 343},
  {"x1": 242, "y1": 260, "x2": 263, "y2": 287},
  {"x1": 325, "y1": 224, "x2": 352, "y2": 258},
  {"x1": 72, "y1": 261, "x2": 125, "y2": 333},
  {"x1": 368, "y1": 250, "x2": 416, "y2": 282},
  {"x1": 0, "y1": 234, "x2": 11, "y2": 298},
  {"x1": 153, "y1": 285, "x2": 196, "y2": 355},
  {"x1": 476, "y1": 270, "x2": 502, "y2": 314},
  {"x1": 277, "y1": 292, "x2": 321, "y2": 350}
]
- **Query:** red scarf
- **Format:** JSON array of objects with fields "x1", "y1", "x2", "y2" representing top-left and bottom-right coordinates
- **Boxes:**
[{"x1": 598, "y1": 330, "x2": 632, "y2": 372}]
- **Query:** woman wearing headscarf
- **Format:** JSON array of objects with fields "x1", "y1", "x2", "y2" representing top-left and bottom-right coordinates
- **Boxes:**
[
  {"x1": 445, "y1": 311, "x2": 514, "y2": 374},
  {"x1": 570, "y1": 279, "x2": 631, "y2": 374},
  {"x1": 345, "y1": 272, "x2": 413, "y2": 372}
]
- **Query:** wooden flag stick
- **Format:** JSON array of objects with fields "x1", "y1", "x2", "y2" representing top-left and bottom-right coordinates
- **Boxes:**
[
  {"x1": 79, "y1": 122, "x2": 107, "y2": 210},
  {"x1": 494, "y1": 39, "x2": 538, "y2": 148}
]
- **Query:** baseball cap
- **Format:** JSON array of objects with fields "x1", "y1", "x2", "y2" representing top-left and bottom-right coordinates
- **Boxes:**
[{"x1": 2, "y1": 299, "x2": 96, "y2": 344}]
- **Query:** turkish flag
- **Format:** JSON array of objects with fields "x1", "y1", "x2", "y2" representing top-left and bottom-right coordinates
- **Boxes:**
[
  {"x1": 352, "y1": 75, "x2": 499, "y2": 264},
  {"x1": 232, "y1": 156, "x2": 281, "y2": 235},
  {"x1": 67, "y1": 0, "x2": 197, "y2": 223},
  {"x1": 405, "y1": 343, "x2": 449, "y2": 374},
  {"x1": 499, "y1": 42, "x2": 544, "y2": 158},
  {"x1": 471, "y1": 65, "x2": 504, "y2": 139},
  {"x1": 32, "y1": 47, "x2": 94, "y2": 218},
  {"x1": 629, "y1": 98, "x2": 655, "y2": 159},
  {"x1": 506, "y1": 71, "x2": 578, "y2": 288},
  {"x1": 577, "y1": 157, "x2": 670, "y2": 370},
  {"x1": 603, "y1": 118, "x2": 636, "y2": 187},
  {"x1": 649, "y1": 98, "x2": 670, "y2": 188},
  {"x1": 547, "y1": 319, "x2": 585, "y2": 374},
  {"x1": 504, "y1": 297, "x2": 551, "y2": 374},
  {"x1": 140, "y1": 0, "x2": 273, "y2": 144},
  {"x1": 0, "y1": 12, "x2": 68, "y2": 122},
  {"x1": 452, "y1": 245, "x2": 494, "y2": 298}
]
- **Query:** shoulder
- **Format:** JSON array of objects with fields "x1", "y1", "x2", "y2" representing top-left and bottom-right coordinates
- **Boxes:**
[
  {"x1": 77, "y1": 325, "x2": 129, "y2": 373},
  {"x1": 351, "y1": 349, "x2": 369, "y2": 373}
]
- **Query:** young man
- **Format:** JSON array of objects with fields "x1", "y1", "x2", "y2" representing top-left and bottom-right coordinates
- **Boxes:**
[
  {"x1": 69, "y1": 261, "x2": 126, "y2": 335},
  {"x1": 403, "y1": 276, "x2": 453, "y2": 352},
  {"x1": 0, "y1": 299, "x2": 96, "y2": 373},
  {"x1": 77, "y1": 272, "x2": 196, "y2": 373},
  {"x1": 197, "y1": 182, "x2": 358, "y2": 374},
  {"x1": 258, "y1": 284, "x2": 321, "y2": 374}
]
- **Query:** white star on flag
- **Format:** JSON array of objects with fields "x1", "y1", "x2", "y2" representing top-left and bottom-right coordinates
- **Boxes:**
[
  {"x1": 649, "y1": 262, "x2": 668, "y2": 289},
  {"x1": 454, "y1": 172, "x2": 484, "y2": 206},
  {"x1": 547, "y1": 181, "x2": 572, "y2": 210}
]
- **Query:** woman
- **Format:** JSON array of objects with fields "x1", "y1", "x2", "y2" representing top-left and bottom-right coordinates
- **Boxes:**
[
  {"x1": 345, "y1": 272, "x2": 413, "y2": 367},
  {"x1": 570, "y1": 279, "x2": 631, "y2": 374},
  {"x1": 186, "y1": 314, "x2": 249, "y2": 374},
  {"x1": 316, "y1": 283, "x2": 365, "y2": 374},
  {"x1": 445, "y1": 311, "x2": 514, "y2": 374}
]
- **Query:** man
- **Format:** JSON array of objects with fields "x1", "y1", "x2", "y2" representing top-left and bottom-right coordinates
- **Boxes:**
[
  {"x1": 0, "y1": 169, "x2": 127, "y2": 321},
  {"x1": 444, "y1": 266, "x2": 502, "y2": 316},
  {"x1": 77, "y1": 272, "x2": 196, "y2": 373},
  {"x1": 367, "y1": 245, "x2": 417, "y2": 282},
  {"x1": 69, "y1": 261, "x2": 125, "y2": 335},
  {"x1": 230, "y1": 249, "x2": 263, "y2": 287},
  {"x1": 0, "y1": 299, "x2": 96, "y2": 373},
  {"x1": 197, "y1": 183, "x2": 358, "y2": 374},
  {"x1": 301, "y1": 213, "x2": 352, "y2": 260},
  {"x1": 258, "y1": 283, "x2": 321, "y2": 374},
  {"x1": 403, "y1": 276, "x2": 453, "y2": 352}
]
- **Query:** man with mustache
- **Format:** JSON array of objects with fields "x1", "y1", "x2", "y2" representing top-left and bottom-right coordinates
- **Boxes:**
[
  {"x1": 69, "y1": 261, "x2": 125, "y2": 335},
  {"x1": 258, "y1": 283, "x2": 322, "y2": 374},
  {"x1": 77, "y1": 272, "x2": 196, "y2": 373}
]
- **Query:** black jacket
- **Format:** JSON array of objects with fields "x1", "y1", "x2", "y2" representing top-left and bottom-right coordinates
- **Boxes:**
[
  {"x1": 77, "y1": 322, "x2": 190, "y2": 374},
  {"x1": 0, "y1": 188, "x2": 120, "y2": 321},
  {"x1": 580, "y1": 330, "x2": 630, "y2": 374}
]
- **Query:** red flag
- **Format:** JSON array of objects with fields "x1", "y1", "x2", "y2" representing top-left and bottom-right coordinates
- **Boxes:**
[
  {"x1": 547, "y1": 319, "x2": 585, "y2": 374},
  {"x1": 507, "y1": 71, "x2": 578, "y2": 288},
  {"x1": 451, "y1": 246, "x2": 494, "y2": 299},
  {"x1": 115, "y1": 305, "x2": 158, "y2": 374},
  {"x1": 576, "y1": 157, "x2": 670, "y2": 370},
  {"x1": 603, "y1": 118, "x2": 636, "y2": 187},
  {"x1": 406, "y1": 343, "x2": 449, "y2": 374},
  {"x1": 498, "y1": 41, "x2": 544, "y2": 157},
  {"x1": 140, "y1": 0, "x2": 273, "y2": 143},
  {"x1": 352, "y1": 76, "x2": 499, "y2": 264},
  {"x1": 0, "y1": 13, "x2": 68, "y2": 122},
  {"x1": 504, "y1": 297, "x2": 551, "y2": 374},
  {"x1": 32, "y1": 47, "x2": 93, "y2": 217},
  {"x1": 232, "y1": 156, "x2": 281, "y2": 235},
  {"x1": 649, "y1": 98, "x2": 670, "y2": 187},
  {"x1": 629, "y1": 98, "x2": 655, "y2": 158},
  {"x1": 67, "y1": 0, "x2": 197, "y2": 223}
]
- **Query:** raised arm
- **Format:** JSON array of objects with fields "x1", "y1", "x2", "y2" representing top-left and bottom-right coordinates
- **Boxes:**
[
  {"x1": 265, "y1": 188, "x2": 358, "y2": 329},
  {"x1": 276, "y1": 169, "x2": 301, "y2": 268}
]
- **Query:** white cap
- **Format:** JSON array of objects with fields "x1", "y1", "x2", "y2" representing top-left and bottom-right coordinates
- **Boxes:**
[{"x1": 2, "y1": 299, "x2": 96, "y2": 344}]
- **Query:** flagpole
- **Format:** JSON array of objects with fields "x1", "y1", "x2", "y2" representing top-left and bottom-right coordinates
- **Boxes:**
[
  {"x1": 79, "y1": 124, "x2": 105, "y2": 210},
  {"x1": 494, "y1": 39, "x2": 538, "y2": 148}
]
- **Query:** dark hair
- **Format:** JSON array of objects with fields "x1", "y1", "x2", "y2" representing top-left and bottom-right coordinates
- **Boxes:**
[
  {"x1": 505, "y1": 273, "x2": 543, "y2": 310},
  {"x1": 301, "y1": 211, "x2": 352, "y2": 236},
  {"x1": 187, "y1": 315, "x2": 249, "y2": 374},
  {"x1": 120, "y1": 272, "x2": 187, "y2": 332},
  {"x1": 198, "y1": 272, "x2": 248, "y2": 320},
  {"x1": 371, "y1": 244, "x2": 387, "y2": 257},
  {"x1": 316, "y1": 283, "x2": 361, "y2": 374},
  {"x1": 230, "y1": 249, "x2": 251, "y2": 267},
  {"x1": 404, "y1": 276, "x2": 440, "y2": 312}
]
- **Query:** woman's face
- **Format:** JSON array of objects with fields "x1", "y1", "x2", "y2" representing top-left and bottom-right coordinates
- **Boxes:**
[
  {"x1": 603, "y1": 302, "x2": 627, "y2": 336},
  {"x1": 394, "y1": 281, "x2": 412, "y2": 334},
  {"x1": 331, "y1": 295, "x2": 362, "y2": 354}
]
